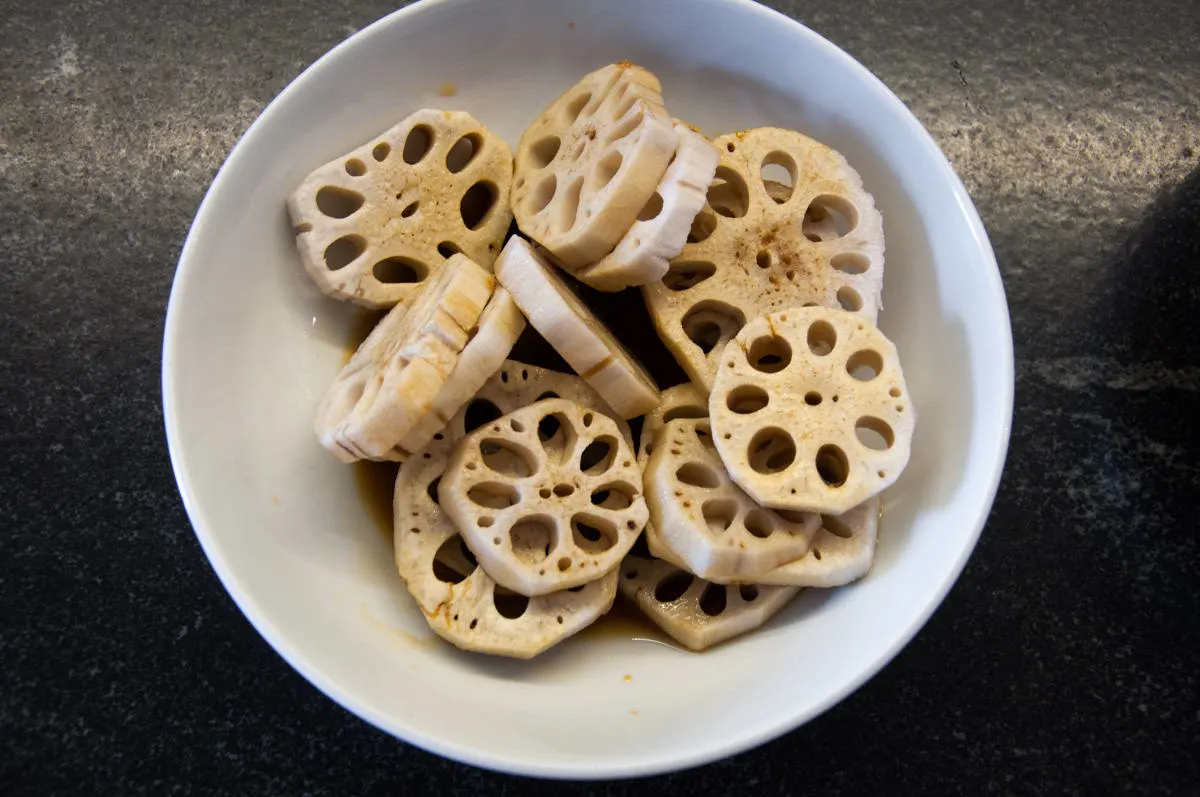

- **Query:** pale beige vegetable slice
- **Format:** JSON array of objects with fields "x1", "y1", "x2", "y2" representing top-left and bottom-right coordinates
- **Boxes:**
[
  {"x1": 288, "y1": 109, "x2": 513, "y2": 309},
  {"x1": 637, "y1": 382, "x2": 708, "y2": 469},
  {"x1": 642, "y1": 127, "x2": 885, "y2": 389},
  {"x1": 314, "y1": 255, "x2": 492, "y2": 462},
  {"x1": 709, "y1": 306, "x2": 915, "y2": 513},
  {"x1": 438, "y1": 398, "x2": 647, "y2": 596},
  {"x1": 617, "y1": 555, "x2": 799, "y2": 651},
  {"x1": 755, "y1": 497, "x2": 881, "y2": 587},
  {"x1": 511, "y1": 63, "x2": 677, "y2": 269},
  {"x1": 394, "y1": 287, "x2": 525, "y2": 454},
  {"x1": 643, "y1": 418, "x2": 820, "y2": 582},
  {"x1": 393, "y1": 362, "x2": 627, "y2": 658},
  {"x1": 574, "y1": 123, "x2": 720, "y2": 291},
  {"x1": 495, "y1": 236, "x2": 660, "y2": 418}
]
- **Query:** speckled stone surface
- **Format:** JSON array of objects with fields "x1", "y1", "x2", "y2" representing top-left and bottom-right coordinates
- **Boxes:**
[{"x1": 1, "y1": 0, "x2": 1197, "y2": 793}]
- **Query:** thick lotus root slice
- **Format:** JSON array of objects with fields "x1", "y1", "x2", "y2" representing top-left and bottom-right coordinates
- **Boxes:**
[
  {"x1": 642, "y1": 127, "x2": 885, "y2": 389},
  {"x1": 710, "y1": 307, "x2": 915, "y2": 513},
  {"x1": 511, "y1": 62, "x2": 677, "y2": 269},
  {"x1": 314, "y1": 255, "x2": 492, "y2": 462},
  {"x1": 394, "y1": 288, "x2": 525, "y2": 454},
  {"x1": 756, "y1": 497, "x2": 880, "y2": 587},
  {"x1": 439, "y1": 398, "x2": 647, "y2": 596},
  {"x1": 287, "y1": 109, "x2": 513, "y2": 309},
  {"x1": 575, "y1": 123, "x2": 720, "y2": 292},
  {"x1": 394, "y1": 363, "x2": 629, "y2": 656},
  {"x1": 495, "y1": 236, "x2": 659, "y2": 418},
  {"x1": 637, "y1": 382, "x2": 708, "y2": 468},
  {"x1": 618, "y1": 555, "x2": 799, "y2": 651},
  {"x1": 644, "y1": 418, "x2": 820, "y2": 582}
]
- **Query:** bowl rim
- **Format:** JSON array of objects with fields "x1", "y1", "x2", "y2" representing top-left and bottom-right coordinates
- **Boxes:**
[{"x1": 162, "y1": 0, "x2": 1014, "y2": 779}]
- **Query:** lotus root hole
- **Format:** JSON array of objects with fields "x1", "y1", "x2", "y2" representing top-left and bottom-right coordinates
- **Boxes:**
[
  {"x1": 816, "y1": 445, "x2": 849, "y2": 487},
  {"x1": 322, "y1": 235, "x2": 367, "y2": 271},
  {"x1": 747, "y1": 335, "x2": 792, "y2": 373},
  {"x1": 553, "y1": 483, "x2": 575, "y2": 498},
  {"x1": 425, "y1": 476, "x2": 441, "y2": 504},
  {"x1": 744, "y1": 509, "x2": 775, "y2": 539},
  {"x1": 493, "y1": 591, "x2": 530, "y2": 620},
  {"x1": 591, "y1": 484, "x2": 635, "y2": 510},
  {"x1": 464, "y1": 399, "x2": 503, "y2": 433},
  {"x1": 371, "y1": 142, "x2": 390, "y2": 162},
  {"x1": 315, "y1": 186, "x2": 364, "y2": 219},
  {"x1": 699, "y1": 584, "x2": 728, "y2": 616},
  {"x1": 726, "y1": 385, "x2": 769, "y2": 414},
  {"x1": 537, "y1": 412, "x2": 576, "y2": 465},
  {"x1": 372, "y1": 256, "x2": 427, "y2": 284},
  {"x1": 344, "y1": 158, "x2": 366, "y2": 177},
  {"x1": 748, "y1": 428, "x2": 797, "y2": 474},
  {"x1": 803, "y1": 194, "x2": 858, "y2": 238},
  {"x1": 760, "y1": 151, "x2": 797, "y2": 203},
  {"x1": 774, "y1": 509, "x2": 810, "y2": 525},
  {"x1": 509, "y1": 517, "x2": 555, "y2": 564},
  {"x1": 805, "y1": 391, "x2": 823, "y2": 406},
  {"x1": 807, "y1": 320, "x2": 838, "y2": 356},
  {"x1": 756, "y1": 250, "x2": 771, "y2": 269},
  {"x1": 739, "y1": 585, "x2": 759, "y2": 602},
  {"x1": 402, "y1": 125, "x2": 433, "y2": 164},
  {"x1": 707, "y1": 166, "x2": 749, "y2": 218},
  {"x1": 694, "y1": 426, "x2": 716, "y2": 449},
  {"x1": 855, "y1": 416, "x2": 895, "y2": 451},
  {"x1": 432, "y1": 536, "x2": 472, "y2": 583},
  {"x1": 837, "y1": 286, "x2": 863, "y2": 312},
  {"x1": 637, "y1": 191, "x2": 664, "y2": 221},
  {"x1": 702, "y1": 499, "x2": 737, "y2": 534},
  {"x1": 446, "y1": 133, "x2": 482, "y2": 174},
  {"x1": 478, "y1": 516, "x2": 495, "y2": 528},
  {"x1": 654, "y1": 571, "x2": 694, "y2": 603},
  {"x1": 557, "y1": 556, "x2": 572, "y2": 572},
  {"x1": 831, "y1": 252, "x2": 870, "y2": 274},
  {"x1": 571, "y1": 515, "x2": 616, "y2": 553},
  {"x1": 557, "y1": 176, "x2": 584, "y2": 232},
  {"x1": 437, "y1": 241, "x2": 462, "y2": 259},
  {"x1": 528, "y1": 173, "x2": 557, "y2": 215},
  {"x1": 582, "y1": 412, "x2": 594, "y2": 427},
  {"x1": 460, "y1": 181, "x2": 497, "y2": 230},
  {"x1": 687, "y1": 210, "x2": 717, "y2": 243},
  {"x1": 847, "y1": 349, "x2": 884, "y2": 381},
  {"x1": 579, "y1": 437, "x2": 616, "y2": 473},
  {"x1": 564, "y1": 92, "x2": 591, "y2": 123},
  {"x1": 529, "y1": 135, "x2": 561, "y2": 169},
  {"x1": 479, "y1": 439, "x2": 537, "y2": 477},
  {"x1": 603, "y1": 108, "x2": 644, "y2": 146},
  {"x1": 590, "y1": 150, "x2": 624, "y2": 192},
  {"x1": 663, "y1": 404, "x2": 708, "y2": 424},
  {"x1": 681, "y1": 301, "x2": 745, "y2": 354},
  {"x1": 663, "y1": 260, "x2": 717, "y2": 291},
  {"x1": 399, "y1": 200, "x2": 420, "y2": 218},
  {"x1": 890, "y1": 387, "x2": 902, "y2": 398},
  {"x1": 467, "y1": 482, "x2": 519, "y2": 509},
  {"x1": 676, "y1": 462, "x2": 721, "y2": 489}
]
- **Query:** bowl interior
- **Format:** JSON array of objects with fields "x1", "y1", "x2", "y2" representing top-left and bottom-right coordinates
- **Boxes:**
[{"x1": 164, "y1": 0, "x2": 1011, "y2": 778}]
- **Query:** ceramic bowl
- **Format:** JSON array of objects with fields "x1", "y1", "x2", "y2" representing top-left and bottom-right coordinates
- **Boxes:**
[{"x1": 163, "y1": 0, "x2": 1013, "y2": 778}]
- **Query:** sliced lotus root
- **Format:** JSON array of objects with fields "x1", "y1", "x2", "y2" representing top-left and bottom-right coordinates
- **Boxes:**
[
  {"x1": 642, "y1": 127, "x2": 885, "y2": 389},
  {"x1": 618, "y1": 555, "x2": 799, "y2": 651},
  {"x1": 394, "y1": 288, "x2": 525, "y2": 454},
  {"x1": 287, "y1": 109, "x2": 513, "y2": 309},
  {"x1": 394, "y1": 362, "x2": 629, "y2": 656},
  {"x1": 637, "y1": 382, "x2": 708, "y2": 468},
  {"x1": 314, "y1": 255, "x2": 492, "y2": 462},
  {"x1": 643, "y1": 417, "x2": 820, "y2": 582},
  {"x1": 756, "y1": 496, "x2": 880, "y2": 587},
  {"x1": 438, "y1": 398, "x2": 647, "y2": 596},
  {"x1": 574, "y1": 123, "x2": 720, "y2": 292},
  {"x1": 495, "y1": 236, "x2": 659, "y2": 418},
  {"x1": 710, "y1": 307, "x2": 915, "y2": 513},
  {"x1": 511, "y1": 62, "x2": 677, "y2": 269}
]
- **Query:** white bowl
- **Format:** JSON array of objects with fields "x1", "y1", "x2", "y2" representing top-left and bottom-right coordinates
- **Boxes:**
[{"x1": 163, "y1": 0, "x2": 1012, "y2": 779}]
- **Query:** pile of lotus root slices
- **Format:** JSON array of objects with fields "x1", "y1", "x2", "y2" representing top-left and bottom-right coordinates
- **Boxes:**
[{"x1": 288, "y1": 62, "x2": 915, "y2": 659}]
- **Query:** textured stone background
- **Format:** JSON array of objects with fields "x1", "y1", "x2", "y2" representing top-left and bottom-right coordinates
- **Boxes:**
[{"x1": 1, "y1": 0, "x2": 1196, "y2": 793}]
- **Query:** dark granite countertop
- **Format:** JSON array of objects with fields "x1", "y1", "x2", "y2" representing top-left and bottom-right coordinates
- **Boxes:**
[{"x1": 1, "y1": 0, "x2": 1196, "y2": 793}]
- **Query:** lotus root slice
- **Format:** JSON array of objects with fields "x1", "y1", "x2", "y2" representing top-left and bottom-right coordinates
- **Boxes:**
[
  {"x1": 438, "y1": 397, "x2": 647, "y2": 596},
  {"x1": 642, "y1": 126, "x2": 885, "y2": 389},
  {"x1": 710, "y1": 306, "x2": 914, "y2": 514},
  {"x1": 287, "y1": 109, "x2": 513, "y2": 308}
]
